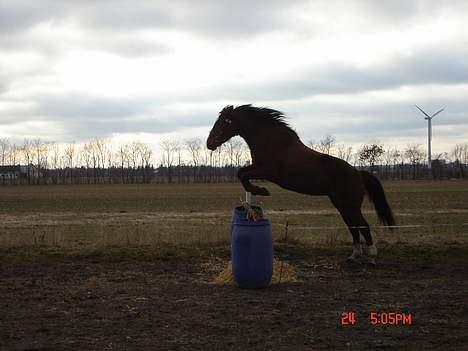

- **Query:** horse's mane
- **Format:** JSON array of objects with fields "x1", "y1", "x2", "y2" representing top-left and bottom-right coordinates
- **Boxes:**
[{"x1": 233, "y1": 104, "x2": 299, "y2": 140}]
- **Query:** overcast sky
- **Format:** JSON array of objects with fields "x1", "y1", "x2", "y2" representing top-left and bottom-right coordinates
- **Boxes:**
[{"x1": 1, "y1": 0, "x2": 467, "y2": 154}]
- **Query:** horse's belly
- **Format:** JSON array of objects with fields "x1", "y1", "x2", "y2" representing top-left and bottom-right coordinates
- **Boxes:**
[{"x1": 271, "y1": 174, "x2": 330, "y2": 196}]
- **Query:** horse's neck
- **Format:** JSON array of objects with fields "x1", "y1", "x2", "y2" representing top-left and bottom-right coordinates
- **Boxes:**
[{"x1": 239, "y1": 129, "x2": 274, "y2": 163}]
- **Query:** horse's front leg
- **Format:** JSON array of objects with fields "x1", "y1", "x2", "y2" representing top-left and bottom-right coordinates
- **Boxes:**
[{"x1": 237, "y1": 165, "x2": 270, "y2": 196}]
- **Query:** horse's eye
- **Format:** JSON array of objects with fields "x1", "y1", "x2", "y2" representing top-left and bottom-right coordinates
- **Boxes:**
[{"x1": 225, "y1": 119, "x2": 232, "y2": 124}]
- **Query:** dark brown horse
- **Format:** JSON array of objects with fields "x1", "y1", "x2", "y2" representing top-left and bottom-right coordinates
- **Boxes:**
[{"x1": 207, "y1": 104, "x2": 395, "y2": 264}]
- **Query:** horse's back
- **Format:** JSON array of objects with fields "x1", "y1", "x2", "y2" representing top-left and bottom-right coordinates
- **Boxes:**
[{"x1": 269, "y1": 143, "x2": 363, "y2": 197}]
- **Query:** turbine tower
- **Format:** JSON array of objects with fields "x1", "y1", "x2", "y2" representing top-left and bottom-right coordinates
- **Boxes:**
[{"x1": 415, "y1": 105, "x2": 444, "y2": 169}]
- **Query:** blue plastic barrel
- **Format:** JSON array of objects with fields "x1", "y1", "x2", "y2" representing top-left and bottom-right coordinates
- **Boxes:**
[{"x1": 231, "y1": 206, "x2": 273, "y2": 288}]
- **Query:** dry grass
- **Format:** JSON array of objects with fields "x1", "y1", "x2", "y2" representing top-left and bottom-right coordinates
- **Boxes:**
[
  {"x1": 0, "y1": 180, "x2": 467, "y2": 248},
  {"x1": 213, "y1": 258, "x2": 300, "y2": 285}
]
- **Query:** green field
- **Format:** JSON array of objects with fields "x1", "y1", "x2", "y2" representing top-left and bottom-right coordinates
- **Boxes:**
[{"x1": 1, "y1": 180, "x2": 467, "y2": 248}]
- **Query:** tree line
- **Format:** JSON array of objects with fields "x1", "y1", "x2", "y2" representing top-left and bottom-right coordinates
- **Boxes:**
[{"x1": 0, "y1": 135, "x2": 467, "y2": 185}]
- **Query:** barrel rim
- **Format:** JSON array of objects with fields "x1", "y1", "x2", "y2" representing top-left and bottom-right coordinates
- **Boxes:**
[
  {"x1": 232, "y1": 205, "x2": 271, "y2": 226},
  {"x1": 233, "y1": 205, "x2": 263, "y2": 212}
]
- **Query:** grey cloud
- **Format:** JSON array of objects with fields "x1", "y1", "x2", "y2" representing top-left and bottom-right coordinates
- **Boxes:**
[
  {"x1": 1, "y1": 1, "x2": 467, "y2": 144},
  {"x1": 0, "y1": 51, "x2": 59, "y2": 97},
  {"x1": 75, "y1": 0, "x2": 468, "y2": 37},
  {"x1": 366, "y1": 0, "x2": 467, "y2": 19},
  {"x1": 0, "y1": 93, "x2": 216, "y2": 141},
  {"x1": 2, "y1": 1, "x2": 467, "y2": 43},
  {"x1": 0, "y1": 30, "x2": 171, "y2": 59},
  {"x1": 62, "y1": 117, "x2": 172, "y2": 141},
  {"x1": 287, "y1": 97, "x2": 468, "y2": 143},
  {"x1": 0, "y1": 80, "x2": 7, "y2": 95},
  {"x1": 37, "y1": 94, "x2": 153, "y2": 120},
  {"x1": 100, "y1": 37, "x2": 171, "y2": 58},
  {"x1": 0, "y1": 1, "x2": 303, "y2": 39},
  {"x1": 340, "y1": 0, "x2": 468, "y2": 30},
  {"x1": 0, "y1": 1, "x2": 67, "y2": 35},
  {"x1": 1, "y1": 88, "x2": 466, "y2": 144},
  {"x1": 70, "y1": 0, "x2": 306, "y2": 38},
  {"x1": 0, "y1": 94, "x2": 152, "y2": 125},
  {"x1": 0, "y1": 2, "x2": 174, "y2": 59},
  {"x1": 198, "y1": 47, "x2": 468, "y2": 102},
  {"x1": 3, "y1": 1, "x2": 466, "y2": 60}
]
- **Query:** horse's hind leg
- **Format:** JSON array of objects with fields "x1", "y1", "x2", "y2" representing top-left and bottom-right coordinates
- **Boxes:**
[
  {"x1": 346, "y1": 225, "x2": 363, "y2": 263},
  {"x1": 357, "y1": 214, "x2": 378, "y2": 266},
  {"x1": 329, "y1": 196, "x2": 364, "y2": 263},
  {"x1": 331, "y1": 197, "x2": 378, "y2": 265}
]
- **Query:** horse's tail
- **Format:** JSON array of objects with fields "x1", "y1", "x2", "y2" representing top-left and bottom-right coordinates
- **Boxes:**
[{"x1": 360, "y1": 171, "x2": 396, "y2": 228}]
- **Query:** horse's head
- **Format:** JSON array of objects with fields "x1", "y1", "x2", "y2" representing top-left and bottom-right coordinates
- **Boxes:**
[{"x1": 207, "y1": 105, "x2": 238, "y2": 150}]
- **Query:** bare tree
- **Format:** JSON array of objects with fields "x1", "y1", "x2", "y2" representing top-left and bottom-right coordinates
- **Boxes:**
[
  {"x1": 235, "y1": 142, "x2": 248, "y2": 168},
  {"x1": 94, "y1": 138, "x2": 109, "y2": 183},
  {"x1": 307, "y1": 140, "x2": 317, "y2": 150},
  {"x1": 383, "y1": 146, "x2": 400, "y2": 179},
  {"x1": 336, "y1": 144, "x2": 353, "y2": 163},
  {"x1": 32, "y1": 138, "x2": 43, "y2": 171},
  {"x1": 137, "y1": 142, "x2": 153, "y2": 183},
  {"x1": 32, "y1": 138, "x2": 50, "y2": 183},
  {"x1": 50, "y1": 143, "x2": 61, "y2": 169},
  {"x1": 106, "y1": 145, "x2": 116, "y2": 184},
  {"x1": 452, "y1": 143, "x2": 468, "y2": 163},
  {"x1": 185, "y1": 137, "x2": 202, "y2": 182},
  {"x1": 6, "y1": 143, "x2": 19, "y2": 166},
  {"x1": 0, "y1": 138, "x2": 9, "y2": 166},
  {"x1": 225, "y1": 137, "x2": 244, "y2": 180},
  {"x1": 451, "y1": 143, "x2": 468, "y2": 177},
  {"x1": 80, "y1": 142, "x2": 93, "y2": 184},
  {"x1": 405, "y1": 144, "x2": 425, "y2": 179},
  {"x1": 127, "y1": 141, "x2": 142, "y2": 183},
  {"x1": 21, "y1": 139, "x2": 33, "y2": 184},
  {"x1": 201, "y1": 144, "x2": 212, "y2": 166},
  {"x1": 64, "y1": 143, "x2": 76, "y2": 183},
  {"x1": 212, "y1": 144, "x2": 227, "y2": 182},
  {"x1": 117, "y1": 143, "x2": 130, "y2": 183},
  {"x1": 225, "y1": 138, "x2": 244, "y2": 165},
  {"x1": 160, "y1": 139, "x2": 177, "y2": 183},
  {"x1": 316, "y1": 135, "x2": 336, "y2": 155},
  {"x1": 405, "y1": 144, "x2": 425, "y2": 165},
  {"x1": 49, "y1": 142, "x2": 62, "y2": 184},
  {"x1": 171, "y1": 141, "x2": 183, "y2": 184},
  {"x1": 185, "y1": 138, "x2": 201, "y2": 167}
]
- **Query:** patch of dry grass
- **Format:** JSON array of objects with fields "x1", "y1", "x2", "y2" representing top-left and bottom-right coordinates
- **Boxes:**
[
  {"x1": 0, "y1": 180, "x2": 467, "y2": 248},
  {"x1": 213, "y1": 258, "x2": 300, "y2": 285}
]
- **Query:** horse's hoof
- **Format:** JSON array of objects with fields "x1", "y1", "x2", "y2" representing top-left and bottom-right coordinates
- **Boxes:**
[
  {"x1": 346, "y1": 256, "x2": 361, "y2": 264},
  {"x1": 366, "y1": 257, "x2": 376, "y2": 267}
]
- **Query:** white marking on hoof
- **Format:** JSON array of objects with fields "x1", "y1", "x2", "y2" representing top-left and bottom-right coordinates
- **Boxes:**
[
  {"x1": 347, "y1": 244, "x2": 362, "y2": 262},
  {"x1": 366, "y1": 257, "x2": 376, "y2": 266},
  {"x1": 366, "y1": 244, "x2": 378, "y2": 258}
]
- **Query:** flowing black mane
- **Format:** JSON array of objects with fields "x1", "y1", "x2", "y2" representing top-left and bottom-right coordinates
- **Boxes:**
[{"x1": 234, "y1": 104, "x2": 299, "y2": 140}]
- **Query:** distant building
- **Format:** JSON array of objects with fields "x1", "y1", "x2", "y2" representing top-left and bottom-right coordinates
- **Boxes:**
[
  {"x1": 0, "y1": 165, "x2": 22, "y2": 179},
  {"x1": 0, "y1": 165, "x2": 40, "y2": 180}
]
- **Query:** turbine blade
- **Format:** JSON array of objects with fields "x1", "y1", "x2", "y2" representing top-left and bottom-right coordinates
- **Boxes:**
[
  {"x1": 431, "y1": 107, "x2": 445, "y2": 118},
  {"x1": 415, "y1": 105, "x2": 431, "y2": 118}
]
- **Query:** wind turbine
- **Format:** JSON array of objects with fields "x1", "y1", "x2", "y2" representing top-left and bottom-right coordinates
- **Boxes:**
[{"x1": 415, "y1": 105, "x2": 445, "y2": 169}]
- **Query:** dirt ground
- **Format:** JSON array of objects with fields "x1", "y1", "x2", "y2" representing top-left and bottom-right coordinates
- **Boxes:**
[{"x1": 1, "y1": 242, "x2": 466, "y2": 350}]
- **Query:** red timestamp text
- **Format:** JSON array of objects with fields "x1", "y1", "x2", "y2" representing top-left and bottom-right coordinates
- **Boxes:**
[
  {"x1": 340, "y1": 311, "x2": 413, "y2": 326},
  {"x1": 369, "y1": 312, "x2": 413, "y2": 325}
]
